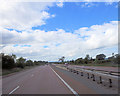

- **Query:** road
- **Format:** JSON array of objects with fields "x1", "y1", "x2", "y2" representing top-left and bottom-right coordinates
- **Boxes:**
[{"x1": 2, "y1": 65, "x2": 118, "y2": 95}]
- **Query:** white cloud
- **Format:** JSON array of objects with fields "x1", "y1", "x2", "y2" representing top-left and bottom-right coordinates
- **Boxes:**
[
  {"x1": 0, "y1": 1, "x2": 55, "y2": 31},
  {"x1": 81, "y1": 2, "x2": 95, "y2": 7},
  {"x1": 75, "y1": 21, "x2": 118, "y2": 49},
  {"x1": 0, "y1": 1, "x2": 118, "y2": 61},
  {"x1": 59, "y1": 0, "x2": 119, "y2": 2},
  {"x1": 1, "y1": 21, "x2": 118, "y2": 61},
  {"x1": 56, "y1": 2, "x2": 64, "y2": 7},
  {"x1": 1, "y1": 0, "x2": 119, "y2": 3}
]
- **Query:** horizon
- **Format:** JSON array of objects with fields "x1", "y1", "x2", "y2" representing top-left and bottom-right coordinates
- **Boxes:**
[{"x1": 1, "y1": 52, "x2": 118, "y2": 62}]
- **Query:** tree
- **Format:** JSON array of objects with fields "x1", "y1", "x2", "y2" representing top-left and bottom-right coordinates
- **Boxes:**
[
  {"x1": 26, "y1": 60, "x2": 34, "y2": 66},
  {"x1": 59, "y1": 56, "x2": 65, "y2": 63},
  {"x1": 11, "y1": 54, "x2": 16, "y2": 60},
  {"x1": 84, "y1": 54, "x2": 90, "y2": 64},
  {"x1": 17, "y1": 57, "x2": 26, "y2": 68},
  {"x1": 112, "y1": 53, "x2": 114, "y2": 57},
  {"x1": 75, "y1": 58, "x2": 84, "y2": 64},
  {"x1": 113, "y1": 54, "x2": 120, "y2": 64},
  {"x1": 2, "y1": 54, "x2": 16, "y2": 69},
  {"x1": 85, "y1": 54, "x2": 90, "y2": 60},
  {"x1": 34, "y1": 61, "x2": 38, "y2": 65},
  {"x1": 11, "y1": 54, "x2": 17, "y2": 64},
  {"x1": 96, "y1": 54, "x2": 106, "y2": 60},
  {"x1": 69, "y1": 60, "x2": 74, "y2": 64}
]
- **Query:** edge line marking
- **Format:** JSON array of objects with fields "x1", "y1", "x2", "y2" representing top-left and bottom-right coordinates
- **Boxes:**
[{"x1": 50, "y1": 66, "x2": 79, "y2": 96}]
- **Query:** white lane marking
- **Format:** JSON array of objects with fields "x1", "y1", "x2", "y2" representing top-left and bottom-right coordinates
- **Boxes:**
[
  {"x1": 50, "y1": 66, "x2": 79, "y2": 96},
  {"x1": 9, "y1": 86, "x2": 19, "y2": 94}
]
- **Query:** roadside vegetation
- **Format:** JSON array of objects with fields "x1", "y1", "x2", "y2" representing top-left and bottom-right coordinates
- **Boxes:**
[
  {"x1": 56, "y1": 53, "x2": 120, "y2": 67},
  {"x1": 1, "y1": 53, "x2": 120, "y2": 76},
  {"x1": 0, "y1": 53, "x2": 48, "y2": 76}
]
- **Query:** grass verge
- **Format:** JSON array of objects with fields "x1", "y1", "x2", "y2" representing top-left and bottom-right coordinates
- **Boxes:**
[{"x1": 1, "y1": 65, "x2": 43, "y2": 76}]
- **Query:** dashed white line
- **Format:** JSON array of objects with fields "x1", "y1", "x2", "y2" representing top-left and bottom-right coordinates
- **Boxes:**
[
  {"x1": 9, "y1": 86, "x2": 19, "y2": 94},
  {"x1": 50, "y1": 66, "x2": 79, "y2": 96}
]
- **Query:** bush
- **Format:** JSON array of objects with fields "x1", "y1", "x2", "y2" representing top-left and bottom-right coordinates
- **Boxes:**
[
  {"x1": 2, "y1": 55, "x2": 16, "y2": 69},
  {"x1": 16, "y1": 57, "x2": 26, "y2": 68},
  {"x1": 17, "y1": 63, "x2": 25, "y2": 68}
]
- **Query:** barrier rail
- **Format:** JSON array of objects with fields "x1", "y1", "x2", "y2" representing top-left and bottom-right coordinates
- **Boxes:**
[
  {"x1": 75, "y1": 67, "x2": 120, "y2": 77},
  {"x1": 66, "y1": 67, "x2": 119, "y2": 89}
]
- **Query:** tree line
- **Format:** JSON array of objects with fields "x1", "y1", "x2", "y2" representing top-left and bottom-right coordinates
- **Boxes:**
[
  {"x1": 58, "y1": 53, "x2": 120, "y2": 65},
  {"x1": 1, "y1": 53, "x2": 48, "y2": 69}
]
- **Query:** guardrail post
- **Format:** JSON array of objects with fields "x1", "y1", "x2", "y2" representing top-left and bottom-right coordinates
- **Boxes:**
[
  {"x1": 109, "y1": 72, "x2": 112, "y2": 75},
  {"x1": 91, "y1": 74, "x2": 93, "y2": 78},
  {"x1": 76, "y1": 71, "x2": 79, "y2": 74},
  {"x1": 74, "y1": 70, "x2": 76, "y2": 73},
  {"x1": 81, "y1": 72, "x2": 83, "y2": 76},
  {"x1": 109, "y1": 79, "x2": 112, "y2": 87},
  {"x1": 99, "y1": 76, "x2": 102, "y2": 84},
  {"x1": 92, "y1": 74, "x2": 95, "y2": 81},
  {"x1": 87, "y1": 73, "x2": 89, "y2": 79}
]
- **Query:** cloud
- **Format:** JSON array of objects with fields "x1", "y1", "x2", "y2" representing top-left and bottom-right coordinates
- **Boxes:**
[
  {"x1": 0, "y1": 1, "x2": 55, "y2": 31},
  {"x1": 74, "y1": 21, "x2": 118, "y2": 49},
  {"x1": 58, "y1": 0, "x2": 119, "y2": 2},
  {"x1": 1, "y1": 21, "x2": 118, "y2": 61},
  {"x1": 0, "y1": 1, "x2": 118, "y2": 61},
  {"x1": 78, "y1": 2, "x2": 118, "y2": 8},
  {"x1": 81, "y1": 2, "x2": 95, "y2": 7},
  {"x1": 56, "y1": 2, "x2": 64, "y2": 7}
]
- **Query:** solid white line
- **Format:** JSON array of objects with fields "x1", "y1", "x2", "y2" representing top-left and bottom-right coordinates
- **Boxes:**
[
  {"x1": 9, "y1": 86, "x2": 19, "y2": 94},
  {"x1": 50, "y1": 66, "x2": 79, "y2": 96}
]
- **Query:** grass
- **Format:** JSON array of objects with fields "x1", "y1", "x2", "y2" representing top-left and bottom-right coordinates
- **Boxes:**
[
  {"x1": 1, "y1": 65, "x2": 42, "y2": 76},
  {"x1": 2, "y1": 68, "x2": 22, "y2": 76}
]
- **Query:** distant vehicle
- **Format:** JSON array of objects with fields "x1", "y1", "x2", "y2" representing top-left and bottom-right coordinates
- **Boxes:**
[{"x1": 65, "y1": 63, "x2": 68, "y2": 66}]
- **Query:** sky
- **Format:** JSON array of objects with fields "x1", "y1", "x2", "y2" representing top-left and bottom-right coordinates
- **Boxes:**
[{"x1": 0, "y1": 0, "x2": 119, "y2": 61}]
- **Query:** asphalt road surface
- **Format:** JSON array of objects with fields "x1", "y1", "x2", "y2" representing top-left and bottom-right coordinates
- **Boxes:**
[{"x1": 2, "y1": 65, "x2": 118, "y2": 95}]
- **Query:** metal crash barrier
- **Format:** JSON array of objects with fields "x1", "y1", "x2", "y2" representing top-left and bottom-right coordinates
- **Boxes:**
[{"x1": 66, "y1": 66, "x2": 119, "y2": 89}]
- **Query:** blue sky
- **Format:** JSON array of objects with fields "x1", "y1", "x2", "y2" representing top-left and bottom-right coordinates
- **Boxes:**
[
  {"x1": 32, "y1": 2, "x2": 118, "y2": 32},
  {"x1": 1, "y1": 2, "x2": 118, "y2": 61}
]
